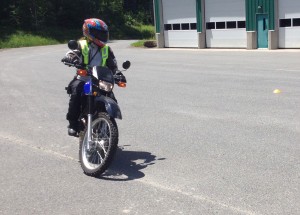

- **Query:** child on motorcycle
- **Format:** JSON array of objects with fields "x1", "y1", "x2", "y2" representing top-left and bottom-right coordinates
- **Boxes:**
[{"x1": 62, "y1": 18, "x2": 118, "y2": 136}]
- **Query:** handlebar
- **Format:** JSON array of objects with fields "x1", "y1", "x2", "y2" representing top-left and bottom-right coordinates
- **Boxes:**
[
  {"x1": 62, "y1": 61, "x2": 85, "y2": 69},
  {"x1": 62, "y1": 60, "x2": 126, "y2": 81},
  {"x1": 63, "y1": 61, "x2": 123, "y2": 75}
]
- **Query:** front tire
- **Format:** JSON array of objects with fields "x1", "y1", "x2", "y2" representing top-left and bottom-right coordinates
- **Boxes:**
[{"x1": 79, "y1": 112, "x2": 118, "y2": 177}]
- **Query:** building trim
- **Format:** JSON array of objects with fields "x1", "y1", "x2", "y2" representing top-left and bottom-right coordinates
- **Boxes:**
[
  {"x1": 153, "y1": 0, "x2": 165, "y2": 47},
  {"x1": 246, "y1": 0, "x2": 275, "y2": 31},
  {"x1": 196, "y1": 0, "x2": 203, "y2": 32},
  {"x1": 154, "y1": 0, "x2": 161, "y2": 33}
]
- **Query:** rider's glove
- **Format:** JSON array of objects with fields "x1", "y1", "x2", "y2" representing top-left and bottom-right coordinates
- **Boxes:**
[
  {"x1": 61, "y1": 55, "x2": 80, "y2": 64},
  {"x1": 61, "y1": 50, "x2": 82, "y2": 64},
  {"x1": 61, "y1": 56, "x2": 72, "y2": 63}
]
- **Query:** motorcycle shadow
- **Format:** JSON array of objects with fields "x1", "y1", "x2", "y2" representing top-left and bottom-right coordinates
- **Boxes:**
[{"x1": 99, "y1": 146, "x2": 164, "y2": 181}]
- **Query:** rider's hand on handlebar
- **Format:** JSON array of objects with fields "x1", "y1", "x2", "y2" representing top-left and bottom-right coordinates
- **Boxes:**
[
  {"x1": 61, "y1": 55, "x2": 80, "y2": 65},
  {"x1": 61, "y1": 56, "x2": 71, "y2": 63}
]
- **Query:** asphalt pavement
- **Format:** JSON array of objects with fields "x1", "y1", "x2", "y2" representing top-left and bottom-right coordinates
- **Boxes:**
[{"x1": 0, "y1": 41, "x2": 299, "y2": 215}]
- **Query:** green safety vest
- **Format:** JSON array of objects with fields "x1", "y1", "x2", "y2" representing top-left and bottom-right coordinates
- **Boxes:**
[{"x1": 78, "y1": 40, "x2": 108, "y2": 66}]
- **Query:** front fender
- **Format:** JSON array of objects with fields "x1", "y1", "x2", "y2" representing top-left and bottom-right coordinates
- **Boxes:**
[{"x1": 94, "y1": 95, "x2": 122, "y2": 119}]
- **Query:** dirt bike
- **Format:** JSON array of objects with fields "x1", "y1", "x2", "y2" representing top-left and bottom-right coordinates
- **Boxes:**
[{"x1": 62, "y1": 40, "x2": 131, "y2": 177}]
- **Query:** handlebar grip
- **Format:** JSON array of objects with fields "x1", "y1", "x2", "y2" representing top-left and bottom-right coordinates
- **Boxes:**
[
  {"x1": 62, "y1": 61, "x2": 84, "y2": 69},
  {"x1": 63, "y1": 62, "x2": 74, "y2": 66}
]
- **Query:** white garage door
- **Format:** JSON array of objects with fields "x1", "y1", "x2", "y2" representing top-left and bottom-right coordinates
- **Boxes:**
[
  {"x1": 205, "y1": 0, "x2": 246, "y2": 48},
  {"x1": 278, "y1": 0, "x2": 300, "y2": 48},
  {"x1": 162, "y1": 0, "x2": 197, "y2": 48}
]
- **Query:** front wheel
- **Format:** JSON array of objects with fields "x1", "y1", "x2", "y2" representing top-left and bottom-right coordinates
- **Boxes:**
[{"x1": 79, "y1": 112, "x2": 118, "y2": 177}]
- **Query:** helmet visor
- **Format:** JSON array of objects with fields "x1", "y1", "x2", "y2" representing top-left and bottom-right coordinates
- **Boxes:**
[{"x1": 90, "y1": 28, "x2": 108, "y2": 43}]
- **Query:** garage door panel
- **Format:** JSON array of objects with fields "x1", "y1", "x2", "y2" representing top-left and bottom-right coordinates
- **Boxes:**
[
  {"x1": 279, "y1": 28, "x2": 300, "y2": 48},
  {"x1": 162, "y1": 0, "x2": 197, "y2": 48},
  {"x1": 165, "y1": 31, "x2": 198, "y2": 48},
  {"x1": 205, "y1": 0, "x2": 246, "y2": 48},
  {"x1": 279, "y1": 0, "x2": 300, "y2": 48},
  {"x1": 279, "y1": 0, "x2": 300, "y2": 18},
  {"x1": 206, "y1": 30, "x2": 246, "y2": 48},
  {"x1": 162, "y1": 0, "x2": 196, "y2": 24},
  {"x1": 205, "y1": 0, "x2": 246, "y2": 22}
]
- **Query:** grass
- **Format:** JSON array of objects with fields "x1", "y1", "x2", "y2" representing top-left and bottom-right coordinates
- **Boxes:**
[
  {"x1": 131, "y1": 40, "x2": 147, "y2": 47},
  {"x1": 0, "y1": 32, "x2": 58, "y2": 48},
  {"x1": 0, "y1": 25, "x2": 155, "y2": 49},
  {"x1": 111, "y1": 24, "x2": 155, "y2": 40},
  {"x1": 125, "y1": 25, "x2": 156, "y2": 48},
  {"x1": 131, "y1": 40, "x2": 157, "y2": 48},
  {"x1": 0, "y1": 27, "x2": 81, "y2": 49},
  {"x1": 131, "y1": 25, "x2": 155, "y2": 39}
]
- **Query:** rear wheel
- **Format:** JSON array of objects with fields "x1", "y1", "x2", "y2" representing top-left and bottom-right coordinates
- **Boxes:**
[{"x1": 79, "y1": 112, "x2": 118, "y2": 177}]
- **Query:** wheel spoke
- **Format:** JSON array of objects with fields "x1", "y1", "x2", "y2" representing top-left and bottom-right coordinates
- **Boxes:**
[
  {"x1": 89, "y1": 151, "x2": 96, "y2": 164},
  {"x1": 82, "y1": 117, "x2": 113, "y2": 170},
  {"x1": 97, "y1": 151, "x2": 104, "y2": 163}
]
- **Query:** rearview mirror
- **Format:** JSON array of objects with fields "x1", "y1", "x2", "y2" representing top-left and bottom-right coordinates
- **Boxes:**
[
  {"x1": 68, "y1": 40, "x2": 79, "y2": 50},
  {"x1": 122, "y1": 60, "x2": 131, "y2": 70}
]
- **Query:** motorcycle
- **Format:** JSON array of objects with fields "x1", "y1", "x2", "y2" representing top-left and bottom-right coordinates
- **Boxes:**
[{"x1": 62, "y1": 40, "x2": 131, "y2": 177}]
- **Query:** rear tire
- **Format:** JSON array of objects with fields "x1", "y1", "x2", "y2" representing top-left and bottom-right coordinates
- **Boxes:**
[{"x1": 79, "y1": 112, "x2": 118, "y2": 177}]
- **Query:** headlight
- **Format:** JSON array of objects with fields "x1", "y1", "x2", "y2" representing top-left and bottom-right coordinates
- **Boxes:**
[{"x1": 99, "y1": 80, "x2": 114, "y2": 92}]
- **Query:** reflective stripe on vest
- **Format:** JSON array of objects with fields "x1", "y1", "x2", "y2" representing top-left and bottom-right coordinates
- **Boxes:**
[
  {"x1": 101, "y1": 45, "x2": 108, "y2": 66},
  {"x1": 78, "y1": 40, "x2": 89, "y2": 65},
  {"x1": 78, "y1": 40, "x2": 109, "y2": 67}
]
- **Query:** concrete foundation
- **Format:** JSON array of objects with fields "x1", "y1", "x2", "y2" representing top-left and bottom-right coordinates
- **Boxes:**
[
  {"x1": 247, "y1": 31, "x2": 257, "y2": 49},
  {"x1": 198, "y1": 32, "x2": 206, "y2": 49},
  {"x1": 268, "y1": 30, "x2": 278, "y2": 50},
  {"x1": 156, "y1": 33, "x2": 165, "y2": 48}
]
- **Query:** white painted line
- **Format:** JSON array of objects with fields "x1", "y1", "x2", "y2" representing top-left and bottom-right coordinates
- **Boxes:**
[
  {"x1": 136, "y1": 179, "x2": 260, "y2": 215},
  {"x1": 0, "y1": 133, "x2": 77, "y2": 161},
  {"x1": 0, "y1": 133, "x2": 260, "y2": 215}
]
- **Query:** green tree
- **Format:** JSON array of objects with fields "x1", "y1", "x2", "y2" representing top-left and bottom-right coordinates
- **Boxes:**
[{"x1": 0, "y1": 0, "x2": 154, "y2": 33}]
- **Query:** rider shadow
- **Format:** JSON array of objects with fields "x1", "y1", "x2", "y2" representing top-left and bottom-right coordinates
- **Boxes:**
[{"x1": 99, "y1": 146, "x2": 165, "y2": 181}]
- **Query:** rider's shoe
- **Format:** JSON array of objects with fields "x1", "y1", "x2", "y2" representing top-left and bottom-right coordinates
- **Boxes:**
[
  {"x1": 68, "y1": 127, "x2": 77, "y2": 136},
  {"x1": 68, "y1": 121, "x2": 78, "y2": 136}
]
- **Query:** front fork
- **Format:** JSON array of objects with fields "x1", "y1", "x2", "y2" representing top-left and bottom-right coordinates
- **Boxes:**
[
  {"x1": 85, "y1": 79, "x2": 94, "y2": 150},
  {"x1": 86, "y1": 94, "x2": 93, "y2": 150}
]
